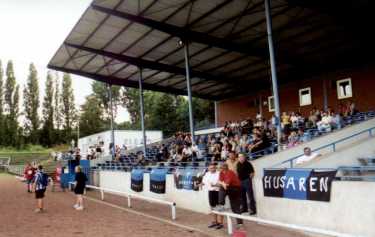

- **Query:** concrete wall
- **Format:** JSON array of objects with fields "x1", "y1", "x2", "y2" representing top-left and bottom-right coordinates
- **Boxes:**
[
  {"x1": 217, "y1": 66, "x2": 375, "y2": 126},
  {"x1": 255, "y1": 179, "x2": 375, "y2": 237}
]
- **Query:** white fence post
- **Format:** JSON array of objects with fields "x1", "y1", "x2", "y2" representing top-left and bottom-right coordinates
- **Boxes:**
[
  {"x1": 127, "y1": 195, "x2": 131, "y2": 208},
  {"x1": 226, "y1": 215, "x2": 233, "y2": 235},
  {"x1": 100, "y1": 189, "x2": 104, "y2": 200},
  {"x1": 171, "y1": 203, "x2": 176, "y2": 220}
]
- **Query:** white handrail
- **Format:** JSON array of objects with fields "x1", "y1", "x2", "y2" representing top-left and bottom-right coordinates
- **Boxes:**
[
  {"x1": 69, "y1": 182, "x2": 176, "y2": 220},
  {"x1": 212, "y1": 211, "x2": 360, "y2": 237}
]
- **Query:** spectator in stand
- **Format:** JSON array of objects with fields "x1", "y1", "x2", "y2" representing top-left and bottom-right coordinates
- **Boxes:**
[
  {"x1": 226, "y1": 151, "x2": 238, "y2": 175},
  {"x1": 216, "y1": 163, "x2": 243, "y2": 228},
  {"x1": 296, "y1": 147, "x2": 321, "y2": 165},
  {"x1": 24, "y1": 162, "x2": 36, "y2": 193},
  {"x1": 74, "y1": 148, "x2": 81, "y2": 163},
  {"x1": 221, "y1": 142, "x2": 232, "y2": 161},
  {"x1": 331, "y1": 111, "x2": 343, "y2": 130},
  {"x1": 287, "y1": 131, "x2": 300, "y2": 148},
  {"x1": 307, "y1": 110, "x2": 318, "y2": 128},
  {"x1": 281, "y1": 112, "x2": 291, "y2": 130},
  {"x1": 317, "y1": 112, "x2": 333, "y2": 132},
  {"x1": 201, "y1": 163, "x2": 224, "y2": 229},
  {"x1": 212, "y1": 143, "x2": 222, "y2": 162},
  {"x1": 197, "y1": 137, "x2": 208, "y2": 158},
  {"x1": 73, "y1": 166, "x2": 88, "y2": 211},
  {"x1": 181, "y1": 144, "x2": 192, "y2": 162},
  {"x1": 237, "y1": 153, "x2": 257, "y2": 215}
]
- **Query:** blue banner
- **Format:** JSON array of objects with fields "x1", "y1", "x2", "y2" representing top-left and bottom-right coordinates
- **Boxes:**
[
  {"x1": 131, "y1": 169, "x2": 144, "y2": 192},
  {"x1": 150, "y1": 168, "x2": 167, "y2": 194}
]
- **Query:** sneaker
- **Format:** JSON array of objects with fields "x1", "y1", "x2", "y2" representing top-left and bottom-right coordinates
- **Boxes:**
[
  {"x1": 236, "y1": 224, "x2": 243, "y2": 229},
  {"x1": 73, "y1": 204, "x2": 79, "y2": 209},
  {"x1": 34, "y1": 208, "x2": 43, "y2": 213},
  {"x1": 213, "y1": 205, "x2": 225, "y2": 212},
  {"x1": 75, "y1": 206, "x2": 84, "y2": 211},
  {"x1": 250, "y1": 211, "x2": 257, "y2": 216},
  {"x1": 215, "y1": 224, "x2": 224, "y2": 230},
  {"x1": 208, "y1": 222, "x2": 219, "y2": 228}
]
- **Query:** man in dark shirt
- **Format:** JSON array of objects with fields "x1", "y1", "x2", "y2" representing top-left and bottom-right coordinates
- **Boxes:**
[{"x1": 237, "y1": 153, "x2": 257, "y2": 215}]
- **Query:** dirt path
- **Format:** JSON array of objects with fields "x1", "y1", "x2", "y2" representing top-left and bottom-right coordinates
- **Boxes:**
[{"x1": 0, "y1": 174, "x2": 308, "y2": 237}]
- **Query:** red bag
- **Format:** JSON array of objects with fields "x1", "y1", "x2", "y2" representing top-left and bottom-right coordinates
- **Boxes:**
[{"x1": 232, "y1": 230, "x2": 247, "y2": 237}]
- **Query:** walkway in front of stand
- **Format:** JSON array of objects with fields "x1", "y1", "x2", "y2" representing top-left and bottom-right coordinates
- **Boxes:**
[{"x1": 0, "y1": 174, "x2": 309, "y2": 237}]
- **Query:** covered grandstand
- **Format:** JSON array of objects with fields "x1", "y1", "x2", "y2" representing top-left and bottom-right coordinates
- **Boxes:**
[{"x1": 47, "y1": 0, "x2": 375, "y2": 236}]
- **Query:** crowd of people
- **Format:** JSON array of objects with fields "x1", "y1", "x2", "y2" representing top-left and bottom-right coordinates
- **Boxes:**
[{"x1": 153, "y1": 101, "x2": 358, "y2": 164}]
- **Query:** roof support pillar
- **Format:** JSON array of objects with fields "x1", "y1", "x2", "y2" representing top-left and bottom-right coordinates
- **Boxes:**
[
  {"x1": 323, "y1": 78, "x2": 328, "y2": 111},
  {"x1": 183, "y1": 41, "x2": 195, "y2": 143},
  {"x1": 138, "y1": 68, "x2": 147, "y2": 157},
  {"x1": 214, "y1": 101, "x2": 219, "y2": 128},
  {"x1": 107, "y1": 84, "x2": 115, "y2": 158},
  {"x1": 265, "y1": 0, "x2": 282, "y2": 145}
]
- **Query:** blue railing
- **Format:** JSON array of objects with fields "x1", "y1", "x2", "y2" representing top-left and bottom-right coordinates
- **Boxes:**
[{"x1": 274, "y1": 126, "x2": 375, "y2": 168}]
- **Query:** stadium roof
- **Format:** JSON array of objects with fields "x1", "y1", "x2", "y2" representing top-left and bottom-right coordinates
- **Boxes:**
[{"x1": 48, "y1": 0, "x2": 375, "y2": 101}]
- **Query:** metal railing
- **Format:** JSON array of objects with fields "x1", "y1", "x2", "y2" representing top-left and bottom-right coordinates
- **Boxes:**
[
  {"x1": 69, "y1": 182, "x2": 176, "y2": 220},
  {"x1": 275, "y1": 126, "x2": 375, "y2": 168},
  {"x1": 212, "y1": 211, "x2": 360, "y2": 237}
]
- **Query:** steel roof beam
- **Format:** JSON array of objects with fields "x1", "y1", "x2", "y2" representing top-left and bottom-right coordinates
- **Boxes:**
[
  {"x1": 65, "y1": 42, "x2": 233, "y2": 85},
  {"x1": 91, "y1": 4, "x2": 268, "y2": 59},
  {"x1": 47, "y1": 65, "x2": 216, "y2": 100}
]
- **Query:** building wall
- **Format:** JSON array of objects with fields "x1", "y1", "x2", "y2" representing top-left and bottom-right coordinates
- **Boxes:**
[{"x1": 217, "y1": 66, "x2": 375, "y2": 126}]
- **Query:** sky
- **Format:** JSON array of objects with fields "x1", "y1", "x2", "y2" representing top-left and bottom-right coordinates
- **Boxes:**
[{"x1": 0, "y1": 0, "x2": 129, "y2": 122}]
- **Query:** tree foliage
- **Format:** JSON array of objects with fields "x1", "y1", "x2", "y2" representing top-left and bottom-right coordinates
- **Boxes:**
[{"x1": 23, "y1": 63, "x2": 40, "y2": 143}]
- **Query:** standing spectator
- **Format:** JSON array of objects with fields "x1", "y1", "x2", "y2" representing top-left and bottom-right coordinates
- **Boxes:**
[
  {"x1": 33, "y1": 165, "x2": 48, "y2": 213},
  {"x1": 216, "y1": 163, "x2": 243, "y2": 228},
  {"x1": 24, "y1": 162, "x2": 36, "y2": 193},
  {"x1": 73, "y1": 166, "x2": 88, "y2": 211},
  {"x1": 226, "y1": 151, "x2": 238, "y2": 175},
  {"x1": 237, "y1": 153, "x2": 257, "y2": 215},
  {"x1": 201, "y1": 163, "x2": 224, "y2": 229}
]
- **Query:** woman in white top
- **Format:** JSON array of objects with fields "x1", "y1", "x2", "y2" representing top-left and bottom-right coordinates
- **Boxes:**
[{"x1": 201, "y1": 163, "x2": 224, "y2": 229}]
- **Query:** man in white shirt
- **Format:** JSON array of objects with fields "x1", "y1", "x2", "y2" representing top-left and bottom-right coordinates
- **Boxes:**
[
  {"x1": 201, "y1": 163, "x2": 224, "y2": 229},
  {"x1": 296, "y1": 147, "x2": 321, "y2": 165},
  {"x1": 317, "y1": 112, "x2": 333, "y2": 132}
]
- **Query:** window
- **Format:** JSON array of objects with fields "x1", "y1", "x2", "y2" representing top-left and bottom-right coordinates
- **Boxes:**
[
  {"x1": 268, "y1": 96, "x2": 275, "y2": 112},
  {"x1": 299, "y1": 87, "x2": 312, "y2": 106},
  {"x1": 337, "y1": 78, "x2": 352, "y2": 99}
]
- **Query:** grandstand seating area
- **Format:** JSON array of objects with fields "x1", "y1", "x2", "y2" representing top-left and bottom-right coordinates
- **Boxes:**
[{"x1": 90, "y1": 110, "x2": 375, "y2": 175}]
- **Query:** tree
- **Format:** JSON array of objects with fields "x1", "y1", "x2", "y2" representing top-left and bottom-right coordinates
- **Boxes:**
[
  {"x1": 4, "y1": 61, "x2": 19, "y2": 146},
  {"x1": 23, "y1": 63, "x2": 40, "y2": 143},
  {"x1": 79, "y1": 95, "x2": 108, "y2": 137},
  {"x1": 54, "y1": 72, "x2": 62, "y2": 130},
  {"x1": 40, "y1": 72, "x2": 55, "y2": 147},
  {"x1": 61, "y1": 73, "x2": 76, "y2": 143},
  {"x1": 92, "y1": 81, "x2": 121, "y2": 119},
  {"x1": 0, "y1": 60, "x2": 4, "y2": 145}
]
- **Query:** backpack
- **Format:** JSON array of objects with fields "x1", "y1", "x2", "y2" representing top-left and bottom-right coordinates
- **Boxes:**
[{"x1": 39, "y1": 172, "x2": 49, "y2": 188}]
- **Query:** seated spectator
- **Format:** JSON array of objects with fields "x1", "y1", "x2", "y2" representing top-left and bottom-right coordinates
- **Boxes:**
[
  {"x1": 296, "y1": 147, "x2": 321, "y2": 164},
  {"x1": 287, "y1": 131, "x2": 299, "y2": 148},
  {"x1": 212, "y1": 143, "x2": 222, "y2": 162},
  {"x1": 317, "y1": 112, "x2": 333, "y2": 132},
  {"x1": 281, "y1": 112, "x2": 291, "y2": 130},
  {"x1": 331, "y1": 112, "x2": 342, "y2": 130},
  {"x1": 181, "y1": 144, "x2": 192, "y2": 162},
  {"x1": 191, "y1": 143, "x2": 201, "y2": 161}
]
